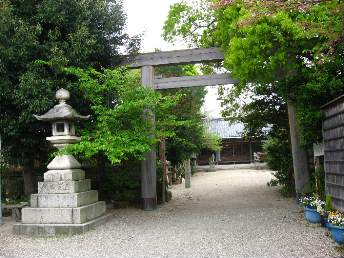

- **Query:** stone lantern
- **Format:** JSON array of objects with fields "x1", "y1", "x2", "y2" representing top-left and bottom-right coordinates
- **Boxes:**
[
  {"x1": 14, "y1": 89, "x2": 108, "y2": 236},
  {"x1": 35, "y1": 88, "x2": 88, "y2": 149}
]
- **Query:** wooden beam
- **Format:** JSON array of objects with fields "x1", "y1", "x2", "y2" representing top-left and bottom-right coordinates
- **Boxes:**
[
  {"x1": 125, "y1": 48, "x2": 224, "y2": 68},
  {"x1": 154, "y1": 74, "x2": 236, "y2": 90}
]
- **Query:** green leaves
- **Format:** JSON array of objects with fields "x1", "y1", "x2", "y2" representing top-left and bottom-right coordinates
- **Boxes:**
[
  {"x1": 163, "y1": 0, "x2": 216, "y2": 47},
  {"x1": 0, "y1": 0, "x2": 135, "y2": 165},
  {"x1": 163, "y1": 0, "x2": 344, "y2": 152},
  {"x1": 61, "y1": 67, "x2": 181, "y2": 165}
]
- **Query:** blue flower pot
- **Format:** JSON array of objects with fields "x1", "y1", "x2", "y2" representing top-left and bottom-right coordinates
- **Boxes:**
[
  {"x1": 328, "y1": 223, "x2": 344, "y2": 244},
  {"x1": 321, "y1": 216, "x2": 332, "y2": 229},
  {"x1": 325, "y1": 221, "x2": 332, "y2": 229},
  {"x1": 304, "y1": 206, "x2": 321, "y2": 223}
]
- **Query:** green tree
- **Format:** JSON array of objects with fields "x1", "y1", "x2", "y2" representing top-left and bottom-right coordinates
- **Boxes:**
[
  {"x1": 0, "y1": 0, "x2": 137, "y2": 195},
  {"x1": 155, "y1": 64, "x2": 209, "y2": 166},
  {"x1": 163, "y1": 0, "x2": 344, "y2": 196},
  {"x1": 154, "y1": 63, "x2": 207, "y2": 203},
  {"x1": 62, "y1": 66, "x2": 180, "y2": 164}
]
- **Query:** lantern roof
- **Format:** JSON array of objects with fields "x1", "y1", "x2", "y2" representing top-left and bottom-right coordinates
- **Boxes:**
[{"x1": 34, "y1": 88, "x2": 90, "y2": 121}]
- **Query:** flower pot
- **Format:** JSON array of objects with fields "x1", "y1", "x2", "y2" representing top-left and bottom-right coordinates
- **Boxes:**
[
  {"x1": 328, "y1": 223, "x2": 344, "y2": 244},
  {"x1": 322, "y1": 216, "x2": 331, "y2": 229},
  {"x1": 325, "y1": 221, "x2": 332, "y2": 229},
  {"x1": 304, "y1": 206, "x2": 321, "y2": 223}
]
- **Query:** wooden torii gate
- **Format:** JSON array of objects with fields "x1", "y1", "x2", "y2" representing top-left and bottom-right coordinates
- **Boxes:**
[{"x1": 127, "y1": 47, "x2": 235, "y2": 210}]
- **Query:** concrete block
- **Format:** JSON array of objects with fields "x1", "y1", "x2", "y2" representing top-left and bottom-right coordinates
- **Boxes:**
[
  {"x1": 47, "y1": 155, "x2": 81, "y2": 170},
  {"x1": 13, "y1": 213, "x2": 113, "y2": 236},
  {"x1": 38, "y1": 179, "x2": 91, "y2": 194},
  {"x1": 44, "y1": 169, "x2": 85, "y2": 182},
  {"x1": 22, "y1": 201, "x2": 106, "y2": 224},
  {"x1": 31, "y1": 190, "x2": 98, "y2": 208}
]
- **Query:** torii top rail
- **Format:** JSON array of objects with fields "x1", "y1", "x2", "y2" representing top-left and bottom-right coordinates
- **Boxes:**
[
  {"x1": 125, "y1": 47, "x2": 234, "y2": 210},
  {"x1": 126, "y1": 47, "x2": 236, "y2": 90}
]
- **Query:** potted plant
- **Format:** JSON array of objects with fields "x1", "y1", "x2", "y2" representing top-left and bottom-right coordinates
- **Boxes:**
[
  {"x1": 327, "y1": 211, "x2": 344, "y2": 244},
  {"x1": 299, "y1": 194, "x2": 325, "y2": 223}
]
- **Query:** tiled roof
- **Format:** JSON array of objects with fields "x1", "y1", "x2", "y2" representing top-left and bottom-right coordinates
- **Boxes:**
[{"x1": 205, "y1": 118, "x2": 244, "y2": 139}]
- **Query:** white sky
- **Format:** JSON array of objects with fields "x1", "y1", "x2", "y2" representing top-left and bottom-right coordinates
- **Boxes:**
[{"x1": 123, "y1": 0, "x2": 225, "y2": 118}]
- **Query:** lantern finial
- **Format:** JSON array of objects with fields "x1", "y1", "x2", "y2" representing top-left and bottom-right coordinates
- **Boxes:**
[{"x1": 56, "y1": 88, "x2": 70, "y2": 103}]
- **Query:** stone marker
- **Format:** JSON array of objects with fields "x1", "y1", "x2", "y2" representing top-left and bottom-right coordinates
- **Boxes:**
[
  {"x1": 14, "y1": 89, "x2": 110, "y2": 236},
  {"x1": 185, "y1": 159, "x2": 191, "y2": 188}
]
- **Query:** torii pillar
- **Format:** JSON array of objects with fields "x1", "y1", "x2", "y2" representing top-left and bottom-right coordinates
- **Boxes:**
[{"x1": 141, "y1": 66, "x2": 157, "y2": 210}]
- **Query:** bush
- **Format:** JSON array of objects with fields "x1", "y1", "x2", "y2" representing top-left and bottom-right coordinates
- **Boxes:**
[
  {"x1": 264, "y1": 134, "x2": 295, "y2": 197},
  {"x1": 101, "y1": 160, "x2": 141, "y2": 208}
]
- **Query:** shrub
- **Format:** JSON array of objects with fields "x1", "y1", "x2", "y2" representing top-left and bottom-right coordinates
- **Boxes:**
[{"x1": 264, "y1": 134, "x2": 295, "y2": 197}]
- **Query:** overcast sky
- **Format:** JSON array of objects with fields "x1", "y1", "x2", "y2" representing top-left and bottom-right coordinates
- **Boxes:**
[{"x1": 123, "y1": 0, "x2": 225, "y2": 118}]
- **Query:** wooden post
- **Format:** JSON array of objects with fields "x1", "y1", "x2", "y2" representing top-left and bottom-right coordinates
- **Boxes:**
[
  {"x1": 249, "y1": 139, "x2": 253, "y2": 163},
  {"x1": 159, "y1": 138, "x2": 167, "y2": 203},
  {"x1": 141, "y1": 66, "x2": 157, "y2": 210},
  {"x1": 0, "y1": 135, "x2": 2, "y2": 225},
  {"x1": 287, "y1": 102, "x2": 310, "y2": 197},
  {"x1": 185, "y1": 159, "x2": 191, "y2": 188}
]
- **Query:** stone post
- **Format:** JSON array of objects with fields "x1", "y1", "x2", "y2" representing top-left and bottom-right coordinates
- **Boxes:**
[{"x1": 185, "y1": 159, "x2": 191, "y2": 188}]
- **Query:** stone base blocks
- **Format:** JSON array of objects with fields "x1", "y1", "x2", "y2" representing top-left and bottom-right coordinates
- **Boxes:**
[
  {"x1": 30, "y1": 190, "x2": 98, "y2": 208},
  {"x1": 38, "y1": 179, "x2": 91, "y2": 194},
  {"x1": 22, "y1": 201, "x2": 106, "y2": 224},
  {"x1": 13, "y1": 213, "x2": 113, "y2": 236},
  {"x1": 14, "y1": 154, "x2": 108, "y2": 236}
]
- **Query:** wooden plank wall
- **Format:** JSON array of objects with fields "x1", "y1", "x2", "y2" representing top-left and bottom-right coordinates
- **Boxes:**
[{"x1": 323, "y1": 95, "x2": 344, "y2": 211}]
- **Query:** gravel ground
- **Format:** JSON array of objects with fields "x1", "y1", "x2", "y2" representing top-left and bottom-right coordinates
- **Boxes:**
[{"x1": 0, "y1": 169, "x2": 341, "y2": 258}]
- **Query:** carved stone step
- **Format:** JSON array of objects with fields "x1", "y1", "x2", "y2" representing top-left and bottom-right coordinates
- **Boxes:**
[
  {"x1": 31, "y1": 190, "x2": 98, "y2": 208},
  {"x1": 38, "y1": 179, "x2": 91, "y2": 194},
  {"x1": 44, "y1": 169, "x2": 85, "y2": 182},
  {"x1": 22, "y1": 201, "x2": 106, "y2": 224}
]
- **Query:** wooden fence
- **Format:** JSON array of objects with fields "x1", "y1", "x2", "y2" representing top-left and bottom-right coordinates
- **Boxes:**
[{"x1": 322, "y1": 95, "x2": 344, "y2": 211}]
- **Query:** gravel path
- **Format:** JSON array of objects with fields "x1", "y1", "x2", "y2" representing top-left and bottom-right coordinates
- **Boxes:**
[{"x1": 0, "y1": 169, "x2": 341, "y2": 258}]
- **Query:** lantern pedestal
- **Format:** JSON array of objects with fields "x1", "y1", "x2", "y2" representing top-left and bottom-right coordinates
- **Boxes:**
[{"x1": 14, "y1": 154, "x2": 109, "y2": 236}]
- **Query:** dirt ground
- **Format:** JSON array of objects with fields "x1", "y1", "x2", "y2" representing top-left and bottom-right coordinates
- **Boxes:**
[{"x1": 0, "y1": 169, "x2": 340, "y2": 258}]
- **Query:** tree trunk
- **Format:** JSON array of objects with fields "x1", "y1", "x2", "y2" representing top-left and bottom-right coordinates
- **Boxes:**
[{"x1": 287, "y1": 102, "x2": 310, "y2": 196}]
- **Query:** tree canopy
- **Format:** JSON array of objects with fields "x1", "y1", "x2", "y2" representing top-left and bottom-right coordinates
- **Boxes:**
[
  {"x1": 0, "y1": 0, "x2": 138, "y2": 194},
  {"x1": 156, "y1": 64, "x2": 205, "y2": 165},
  {"x1": 163, "y1": 0, "x2": 344, "y2": 145},
  {"x1": 0, "y1": 0, "x2": 139, "y2": 159},
  {"x1": 163, "y1": 0, "x2": 343, "y2": 195}
]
